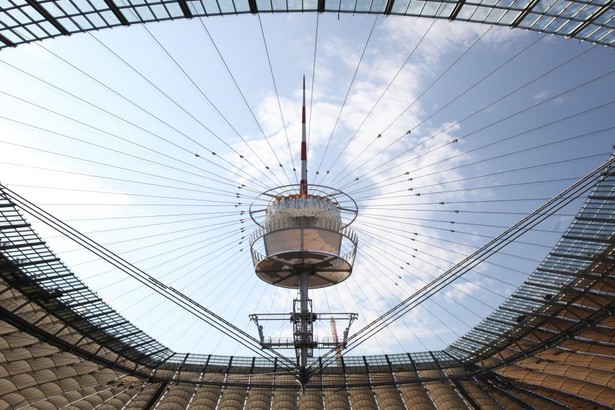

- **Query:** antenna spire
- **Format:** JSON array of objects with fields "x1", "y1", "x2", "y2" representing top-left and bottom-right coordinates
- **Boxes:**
[{"x1": 300, "y1": 75, "x2": 308, "y2": 195}]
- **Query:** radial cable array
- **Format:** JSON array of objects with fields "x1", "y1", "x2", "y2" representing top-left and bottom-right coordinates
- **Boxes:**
[{"x1": 311, "y1": 154, "x2": 614, "y2": 373}]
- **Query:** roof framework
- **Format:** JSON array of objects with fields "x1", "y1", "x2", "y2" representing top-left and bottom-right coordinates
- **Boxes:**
[{"x1": 0, "y1": 0, "x2": 613, "y2": 50}]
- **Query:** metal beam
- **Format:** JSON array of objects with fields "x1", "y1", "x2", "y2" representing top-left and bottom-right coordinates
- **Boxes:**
[
  {"x1": 574, "y1": 215, "x2": 615, "y2": 224},
  {"x1": 143, "y1": 381, "x2": 169, "y2": 410},
  {"x1": 103, "y1": 0, "x2": 130, "y2": 26},
  {"x1": 448, "y1": 0, "x2": 466, "y2": 21},
  {"x1": 0, "y1": 33, "x2": 16, "y2": 48},
  {"x1": 176, "y1": 0, "x2": 193, "y2": 19},
  {"x1": 383, "y1": 0, "x2": 395, "y2": 16},
  {"x1": 248, "y1": 0, "x2": 258, "y2": 14},
  {"x1": 481, "y1": 376, "x2": 535, "y2": 410},
  {"x1": 0, "y1": 241, "x2": 44, "y2": 250},
  {"x1": 0, "y1": 223, "x2": 30, "y2": 230},
  {"x1": 453, "y1": 379, "x2": 482, "y2": 409},
  {"x1": 317, "y1": 0, "x2": 326, "y2": 13},
  {"x1": 24, "y1": 0, "x2": 70, "y2": 36}
]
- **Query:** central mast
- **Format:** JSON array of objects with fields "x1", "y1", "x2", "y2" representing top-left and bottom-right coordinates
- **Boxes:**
[
  {"x1": 300, "y1": 75, "x2": 308, "y2": 195},
  {"x1": 297, "y1": 75, "x2": 310, "y2": 368},
  {"x1": 249, "y1": 77, "x2": 359, "y2": 386}
]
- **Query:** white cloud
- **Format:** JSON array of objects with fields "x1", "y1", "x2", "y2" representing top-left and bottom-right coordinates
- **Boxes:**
[{"x1": 532, "y1": 89, "x2": 550, "y2": 101}]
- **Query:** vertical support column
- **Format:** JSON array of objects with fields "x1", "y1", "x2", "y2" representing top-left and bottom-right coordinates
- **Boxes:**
[{"x1": 298, "y1": 268, "x2": 310, "y2": 369}]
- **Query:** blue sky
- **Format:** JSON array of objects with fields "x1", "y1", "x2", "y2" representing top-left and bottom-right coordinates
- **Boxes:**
[{"x1": 0, "y1": 13, "x2": 613, "y2": 358}]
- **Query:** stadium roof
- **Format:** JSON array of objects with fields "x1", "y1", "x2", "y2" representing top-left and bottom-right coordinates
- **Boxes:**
[{"x1": 0, "y1": 0, "x2": 614, "y2": 49}]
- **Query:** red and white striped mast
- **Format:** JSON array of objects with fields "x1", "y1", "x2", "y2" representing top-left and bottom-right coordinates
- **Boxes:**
[
  {"x1": 300, "y1": 75, "x2": 308, "y2": 195},
  {"x1": 298, "y1": 75, "x2": 310, "y2": 370}
]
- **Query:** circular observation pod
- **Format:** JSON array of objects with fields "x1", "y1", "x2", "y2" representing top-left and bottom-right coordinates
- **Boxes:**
[{"x1": 250, "y1": 185, "x2": 358, "y2": 289}]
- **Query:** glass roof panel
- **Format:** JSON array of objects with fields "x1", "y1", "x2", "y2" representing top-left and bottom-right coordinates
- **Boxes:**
[
  {"x1": 458, "y1": 4, "x2": 479, "y2": 19},
  {"x1": 537, "y1": 0, "x2": 565, "y2": 13},
  {"x1": 0, "y1": 0, "x2": 612, "y2": 48},
  {"x1": 440, "y1": 3, "x2": 456, "y2": 15},
  {"x1": 272, "y1": 0, "x2": 289, "y2": 11},
  {"x1": 256, "y1": 0, "x2": 274, "y2": 12},
  {"x1": 407, "y1": 0, "x2": 428, "y2": 16},
  {"x1": 475, "y1": 0, "x2": 499, "y2": 6},
  {"x1": 150, "y1": 3, "x2": 168, "y2": 18},
  {"x1": 219, "y1": 1, "x2": 237, "y2": 13},
  {"x1": 26, "y1": 21, "x2": 55, "y2": 37},
  {"x1": 203, "y1": 0, "x2": 223, "y2": 14},
  {"x1": 484, "y1": 8, "x2": 508, "y2": 23},
  {"x1": 234, "y1": 0, "x2": 251, "y2": 13},
  {"x1": 5, "y1": 7, "x2": 33, "y2": 25},
  {"x1": 510, "y1": 0, "x2": 532, "y2": 7},
  {"x1": 67, "y1": 15, "x2": 91, "y2": 30},
  {"x1": 391, "y1": 0, "x2": 411, "y2": 14},
  {"x1": 164, "y1": 3, "x2": 185, "y2": 18},
  {"x1": 423, "y1": 1, "x2": 446, "y2": 16},
  {"x1": 133, "y1": 5, "x2": 154, "y2": 21},
  {"x1": 341, "y1": 0, "x2": 358, "y2": 12},
  {"x1": 355, "y1": 0, "x2": 375, "y2": 12},
  {"x1": 187, "y1": 1, "x2": 206, "y2": 14},
  {"x1": 472, "y1": 5, "x2": 493, "y2": 20}
]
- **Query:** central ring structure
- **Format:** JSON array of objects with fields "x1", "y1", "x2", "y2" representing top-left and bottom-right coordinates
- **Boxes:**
[{"x1": 249, "y1": 185, "x2": 358, "y2": 289}]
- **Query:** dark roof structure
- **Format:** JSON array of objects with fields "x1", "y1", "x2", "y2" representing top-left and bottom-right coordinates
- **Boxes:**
[{"x1": 0, "y1": 0, "x2": 614, "y2": 49}]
